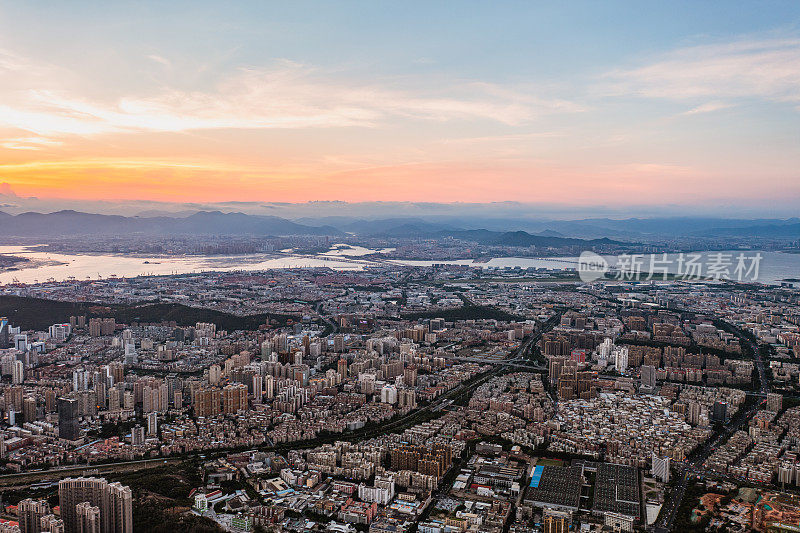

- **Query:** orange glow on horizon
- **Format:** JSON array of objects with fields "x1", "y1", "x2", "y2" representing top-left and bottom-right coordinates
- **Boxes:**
[{"x1": 0, "y1": 156, "x2": 791, "y2": 207}]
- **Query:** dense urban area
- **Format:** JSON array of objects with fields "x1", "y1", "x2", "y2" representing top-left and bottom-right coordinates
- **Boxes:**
[
  {"x1": 1, "y1": 242, "x2": 800, "y2": 533},
  {"x1": 3, "y1": 0, "x2": 799, "y2": 531}
]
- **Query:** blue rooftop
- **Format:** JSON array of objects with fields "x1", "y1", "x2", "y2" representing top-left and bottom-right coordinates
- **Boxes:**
[{"x1": 529, "y1": 465, "x2": 544, "y2": 488}]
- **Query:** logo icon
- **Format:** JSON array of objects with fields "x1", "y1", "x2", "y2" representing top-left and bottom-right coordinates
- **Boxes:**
[{"x1": 578, "y1": 251, "x2": 609, "y2": 282}]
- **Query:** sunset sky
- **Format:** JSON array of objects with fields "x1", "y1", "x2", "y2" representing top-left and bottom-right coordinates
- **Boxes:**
[{"x1": 1, "y1": 1, "x2": 799, "y2": 212}]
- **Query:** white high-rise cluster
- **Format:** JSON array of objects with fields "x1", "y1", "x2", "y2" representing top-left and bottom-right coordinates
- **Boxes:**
[
  {"x1": 614, "y1": 346, "x2": 629, "y2": 374},
  {"x1": 597, "y1": 337, "x2": 613, "y2": 363}
]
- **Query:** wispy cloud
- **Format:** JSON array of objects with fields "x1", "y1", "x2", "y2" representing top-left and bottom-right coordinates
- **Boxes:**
[
  {"x1": 681, "y1": 102, "x2": 735, "y2": 115},
  {"x1": 0, "y1": 49, "x2": 40, "y2": 73},
  {"x1": 604, "y1": 37, "x2": 800, "y2": 105},
  {"x1": 0, "y1": 136, "x2": 63, "y2": 150},
  {"x1": 147, "y1": 54, "x2": 172, "y2": 68},
  {"x1": 0, "y1": 55, "x2": 580, "y2": 142}
]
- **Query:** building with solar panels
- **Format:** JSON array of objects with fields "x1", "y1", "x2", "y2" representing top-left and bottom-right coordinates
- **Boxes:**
[
  {"x1": 591, "y1": 463, "x2": 641, "y2": 521},
  {"x1": 523, "y1": 465, "x2": 583, "y2": 512}
]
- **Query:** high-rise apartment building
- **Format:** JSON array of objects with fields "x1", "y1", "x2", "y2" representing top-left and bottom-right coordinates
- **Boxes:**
[
  {"x1": 147, "y1": 412, "x2": 158, "y2": 435},
  {"x1": 651, "y1": 452, "x2": 671, "y2": 483},
  {"x1": 58, "y1": 397, "x2": 81, "y2": 441},
  {"x1": 252, "y1": 375, "x2": 263, "y2": 403},
  {"x1": 76, "y1": 502, "x2": 100, "y2": 533},
  {"x1": 12, "y1": 360, "x2": 24, "y2": 385},
  {"x1": 19, "y1": 498, "x2": 50, "y2": 533},
  {"x1": 767, "y1": 392, "x2": 783, "y2": 413},
  {"x1": 390, "y1": 444, "x2": 452, "y2": 478},
  {"x1": 40, "y1": 514, "x2": 65, "y2": 533},
  {"x1": 107, "y1": 362, "x2": 124, "y2": 385},
  {"x1": 640, "y1": 365, "x2": 657, "y2": 391},
  {"x1": 193, "y1": 387, "x2": 221, "y2": 418},
  {"x1": 713, "y1": 400, "x2": 728, "y2": 423},
  {"x1": 105, "y1": 482, "x2": 133, "y2": 533},
  {"x1": 58, "y1": 477, "x2": 132, "y2": 533},
  {"x1": 131, "y1": 426, "x2": 145, "y2": 446},
  {"x1": 223, "y1": 383, "x2": 248, "y2": 414},
  {"x1": 208, "y1": 364, "x2": 221, "y2": 385},
  {"x1": 333, "y1": 334, "x2": 345, "y2": 353}
]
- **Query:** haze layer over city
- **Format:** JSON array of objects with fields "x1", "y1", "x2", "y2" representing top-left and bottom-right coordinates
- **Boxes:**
[{"x1": 1, "y1": 2, "x2": 799, "y2": 533}]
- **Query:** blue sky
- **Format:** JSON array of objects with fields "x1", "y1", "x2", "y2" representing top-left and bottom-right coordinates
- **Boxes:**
[{"x1": 0, "y1": 1, "x2": 798, "y2": 213}]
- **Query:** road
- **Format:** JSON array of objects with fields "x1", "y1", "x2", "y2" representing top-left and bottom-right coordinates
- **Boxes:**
[
  {"x1": 653, "y1": 321, "x2": 770, "y2": 532},
  {"x1": 315, "y1": 301, "x2": 338, "y2": 335},
  {"x1": 0, "y1": 457, "x2": 183, "y2": 488},
  {"x1": 277, "y1": 312, "x2": 561, "y2": 449},
  {"x1": 652, "y1": 398, "x2": 760, "y2": 532},
  {"x1": 0, "y1": 312, "x2": 561, "y2": 493}
]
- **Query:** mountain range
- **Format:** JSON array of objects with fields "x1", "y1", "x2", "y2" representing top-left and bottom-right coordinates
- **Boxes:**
[
  {"x1": 0, "y1": 209, "x2": 629, "y2": 248},
  {"x1": 0, "y1": 210, "x2": 342, "y2": 237},
  {"x1": 299, "y1": 215, "x2": 800, "y2": 240},
  {"x1": 1, "y1": 209, "x2": 799, "y2": 243}
]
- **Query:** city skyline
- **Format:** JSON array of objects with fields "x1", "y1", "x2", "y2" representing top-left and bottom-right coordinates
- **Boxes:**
[
  {"x1": 3, "y1": 4, "x2": 800, "y2": 532},
  {"x1": 1, "y1": 2, "x2": 799, "y2": 211}
]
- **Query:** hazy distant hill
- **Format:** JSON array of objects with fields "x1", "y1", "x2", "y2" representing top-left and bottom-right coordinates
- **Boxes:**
[
  {"x1": 319, "y1": 217, "x2": 464, "y2": 235},
  {"x1": 0, "y1": 210, "x2": 343, "y2": 237},
  {"x1": 490, "y1": 231, "x2": 623, "y2": 247},
  {"x1": 701, "y1": 222, "x2": 800, "y2": 238},
  {"x1": 2, "y1": 208, "x2": 797, "y2": 242},
  {"x1": 369, "y1": 225, "x2": 628, "y2": 247},
  {"x1": 295, "y1": 214, "x2": 800, "y2": 240}
]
